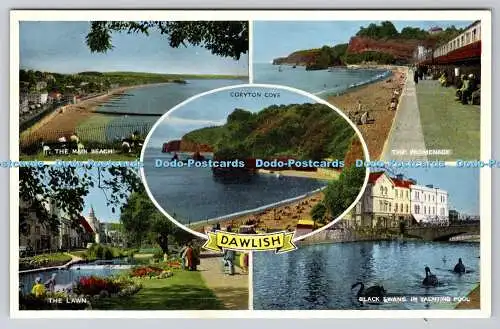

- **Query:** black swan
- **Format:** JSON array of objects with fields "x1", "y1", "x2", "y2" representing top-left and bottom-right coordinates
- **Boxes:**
[
  {"x1": 453, "y1": 258, "x2": 466, "y2": 273},
  {"x1": 351, "y1": 282, "x2": 386, "y2": 299},
  {"x1": 422, "y1": 266, "x2": 439, "y2": 286}
]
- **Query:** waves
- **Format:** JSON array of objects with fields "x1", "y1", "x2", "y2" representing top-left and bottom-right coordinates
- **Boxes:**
[{"x1": 312, "y1": 69, "x2": 392, "y2": 98}]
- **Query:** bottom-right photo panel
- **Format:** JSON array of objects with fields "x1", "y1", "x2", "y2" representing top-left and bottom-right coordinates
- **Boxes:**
[{"x1": 253, "y1": 167, "x2": 480, "y2": 310}]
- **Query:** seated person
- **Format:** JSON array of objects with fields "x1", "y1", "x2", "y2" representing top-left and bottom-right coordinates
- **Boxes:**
[
  {"x1": 456, "y1": 75, "x2": 466, "y2": 99},
  {"x1": 460, "y1": 74, "x2": 475, "y2": 104},
  {"x1": 471, "y1": 86, "x2": 481, "y2": 105}
]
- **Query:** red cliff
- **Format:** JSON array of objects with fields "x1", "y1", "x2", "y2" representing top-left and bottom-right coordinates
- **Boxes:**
[
  {"x1": 162, "y1": 139, "x2": 214, "y2": 153},
  {"x1": 347, "y1": 37, "x2": 429, "y2": 61}
]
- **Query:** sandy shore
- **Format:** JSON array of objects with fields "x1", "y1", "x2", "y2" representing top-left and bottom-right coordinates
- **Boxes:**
[
  {"x1": 455, "y1": 284, "x2": 480, "y2": 309},
  {"x1": 190, "y1": 191, "x2": 325, "y2": 233},
  {"x1": 328, "y1": 66, "x2": 408, "y2": 161},
  {"x1": 19, "y1": 83, "x2": 168, "y2": 144}
]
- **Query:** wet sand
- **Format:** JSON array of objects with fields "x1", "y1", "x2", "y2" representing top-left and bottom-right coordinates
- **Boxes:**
[{"x1": 328, "y1": 67, "x2": 408, "y2": 160}]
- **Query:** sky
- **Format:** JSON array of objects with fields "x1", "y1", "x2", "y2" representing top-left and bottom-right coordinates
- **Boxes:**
[
  {"x1": 20, "y1": 21, "x2": 248, "y2": 75},
  {"x1": 79, "y1": 167, "x2": 136, "y2": 223},
  {"x1": 392, "y1": 167, "x2": 480, "y2": 216},
  {"x1": 146, "y1": 86, "x2": 322, "y2": 147},
  {"x1": 253, "y1": 20, "x2": 474, "y2": 63}
]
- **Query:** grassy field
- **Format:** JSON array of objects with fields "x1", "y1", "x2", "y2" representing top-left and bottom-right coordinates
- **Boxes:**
[
  {"x1": 416, "y1": 80, "x2": 480, "y2": 160},
  {"x1": 92, "y1": 270, "x2": 225, "y2": 310}
]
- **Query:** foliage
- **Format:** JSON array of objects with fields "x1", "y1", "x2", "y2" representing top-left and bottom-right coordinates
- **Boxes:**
[
  {"x1": 311, "y1": 203, "x2": 327, "y2": 225},
  {"x1": 356, "y1": 21, "x2": 399, "y2": 39},
  {"x1": 19, "y1": 166, "x2": 141, "y2": 241},
  {"x1": 305, "y1": 44, "x2": 349, "y2": 70},
  {"x1": 19, "y1": 253, "x2": 72, "y2": 271},
  {"x1": 322, "y1": 165, "x2": 366, "y2": 220},
  {"x1": 343, "y1": 51, "x2": 395, "y2": 64},
  {"x1": 85, "y1": 244, "x2": 130, "y2": 260},
  {"x1": 86, "y1": 21, "x2": 248, "y2": 60},
  {"x1": 120, "y1": 190, "x2": 194, "y2": 254},
  {"x1": 184, "y1": 103, "x2": 356, "y2": 161}
]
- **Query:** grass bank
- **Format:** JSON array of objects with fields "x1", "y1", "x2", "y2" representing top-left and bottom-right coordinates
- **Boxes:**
[{"x1": 92, "y1": 270, "x2": 225, "y2": 310}]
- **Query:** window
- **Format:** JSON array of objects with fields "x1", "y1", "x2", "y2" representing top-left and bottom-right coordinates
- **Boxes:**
[
  {"x1": 406, "y1": 190, "x2": 409, "y2": 199},
  {"x1": 472, "y1": 29, "x2": 477, "y2": 41},
  {"x1": 379, "y1": 201, "x2": 383, "y2": 211},
  {"x1": 424, "y1": 206, "x2": 427, "y2": 215},
  {"x1": 35, "y1": 226, "x2": 40, "y2": 234},
  {"x1": 395, "y1": 204, "x2": 398, "y2": 212},
  {"x1": 380, "y1": 186, "x2": 383, "y2": 194},
  {"x1": 406, "y1": 204, "x2": 409, "y2": 213}
]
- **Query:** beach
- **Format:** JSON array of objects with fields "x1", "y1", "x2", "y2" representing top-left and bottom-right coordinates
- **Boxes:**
[
  {"x1": 190, "y1": 191, "x2": 326, "y2": 233},
  {"x1": 328, "y1": 66, "x2": 408, "y2": 160},
  {"x1": 19, "y1": 83, "x2": 165, "y2": 144}
]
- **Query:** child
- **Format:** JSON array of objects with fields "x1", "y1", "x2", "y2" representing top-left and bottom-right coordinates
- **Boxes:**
[{"x1": 31, "y1": 277, "x2": 46, "y2": 297}]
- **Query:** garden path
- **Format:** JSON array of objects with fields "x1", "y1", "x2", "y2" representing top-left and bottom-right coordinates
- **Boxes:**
[{"x1": 198, "y1": 256, "x2": 249, "y2": 310}]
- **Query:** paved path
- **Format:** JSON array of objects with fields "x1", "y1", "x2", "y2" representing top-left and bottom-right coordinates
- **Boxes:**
[
  {"x1": 381, "y1": 70, "x2": 428, "y2": 161},
  {"x1": 198, "y1": 256, "x2": 249, "y2": 310}
]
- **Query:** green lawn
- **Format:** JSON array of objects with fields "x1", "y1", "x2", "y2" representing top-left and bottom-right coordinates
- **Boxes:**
[
  {"x1": 92, "y1": 270, "x2": 225, "y2": 310},
  {"x1": 416, "y1": 80, "x2": 480, "y2": 160}
]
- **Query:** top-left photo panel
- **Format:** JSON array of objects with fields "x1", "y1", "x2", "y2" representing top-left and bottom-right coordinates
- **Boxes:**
[{"x1": 14, "y1": 18, "x2": 249, "y2": 161}]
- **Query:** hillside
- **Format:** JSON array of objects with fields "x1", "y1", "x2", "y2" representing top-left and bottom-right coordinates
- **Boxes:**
[
  {"x1": 271, "y1": 21, "x2": 465, "y2": 67},
  {"x1": 182, "y1": 103, "x2": 358, "y2": 162}
]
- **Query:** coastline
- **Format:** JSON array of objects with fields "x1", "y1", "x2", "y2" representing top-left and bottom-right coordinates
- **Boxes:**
[
  {"x1": 327, "y1": 66, "x2": 408, "y2": 160},
  {"x1": 189, "y1": 190, "x2": 326, "y2": 232},
  {"x1": 19, "y1": 83, "x2": 162, "y2": 142}
]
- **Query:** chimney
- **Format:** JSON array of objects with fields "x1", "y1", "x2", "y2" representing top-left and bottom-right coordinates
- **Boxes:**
[
  {"x1": 409, "y1": 178, "x2": 417, "y2": 184},
  {"x1": 396, "y1": 174, "x2": 404, "y2": 180},
  {"x1": 426, "y1": 184, "x2": 434, "y2": 188}
]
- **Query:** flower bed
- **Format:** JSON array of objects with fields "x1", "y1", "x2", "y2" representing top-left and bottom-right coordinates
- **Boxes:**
[
  {"x1": 19, "y1": 253, "x2": 72, "y2": 271},
  {"x1": 130, "y1": 266, "x2": 174, "y2": 279},
  {"x1": 20, "y1": 275, "x2": 142, "y2": 310}
]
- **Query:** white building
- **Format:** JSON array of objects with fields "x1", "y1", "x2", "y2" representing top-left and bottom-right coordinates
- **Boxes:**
[
  {"x1": 410, "y1": 183, "x2": 449, "y2": 225},
  {"x1": 86, "y1": 206, "x2": 102, "y2": 243}
]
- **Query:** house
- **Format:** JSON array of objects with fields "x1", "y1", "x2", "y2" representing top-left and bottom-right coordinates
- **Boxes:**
[
  {"x1": 410, "y1": 183, "x2": 448, "y2": 225},
  {"x1": 391, "y1": 174, "x2": 412, "y2": 226}
]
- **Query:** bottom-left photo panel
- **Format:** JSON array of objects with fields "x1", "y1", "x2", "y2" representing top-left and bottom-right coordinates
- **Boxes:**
[{"x1": 16, "y1": 165, "x2": 250, "y2": 311}]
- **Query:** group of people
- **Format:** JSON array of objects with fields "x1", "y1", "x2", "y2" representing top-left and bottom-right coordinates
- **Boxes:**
[{"x1": 179, "y1": 242, "x2": 200, "y2": 271}]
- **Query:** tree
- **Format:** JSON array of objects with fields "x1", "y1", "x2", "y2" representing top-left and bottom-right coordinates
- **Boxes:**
[
  {"x1": 19, "y1": 166, "x2": 141, "y2": 238},
  {"x1": 311, "y1": 203, "x2": 327, "y2": 226},
  {"x1": 86, "y1": 21, "x2": 248, "y2": 60},
  {"x1": 322, "y1": 165, "x2": 365, "y2": 220},
  {"x1": 120, "y1": 190, "x2": 194, "y2": 254}
]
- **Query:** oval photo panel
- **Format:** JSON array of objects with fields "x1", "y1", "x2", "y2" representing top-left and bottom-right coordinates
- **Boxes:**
[{"x1": 140, "y1": 84, "x2": 370, "y2": 242}]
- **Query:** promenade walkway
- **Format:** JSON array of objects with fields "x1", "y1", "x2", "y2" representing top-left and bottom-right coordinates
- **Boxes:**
[
  {"x1": 382, "y1": 75, "x2": 480, "y2": 161},
  {"x1": 381, "y1": 70, "x2": 427, "y2": 161},
  {"x1": 198, "y1": 256, "x2": 249, "y2": 310}
]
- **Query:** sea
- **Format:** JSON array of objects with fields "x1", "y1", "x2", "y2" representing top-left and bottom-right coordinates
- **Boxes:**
[
  {"x1": 82, "y1": 79, "x2": 246, "y2": 142},
  {"x1": 253, "y1": 63, "x2": 391, "y2": 98},
  {"x1": 142, "y1": 150, "x2": 328, "y2": 225}
]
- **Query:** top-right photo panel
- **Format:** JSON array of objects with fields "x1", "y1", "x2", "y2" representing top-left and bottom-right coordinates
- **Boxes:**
[{"x1": 253, "y1": 20, "x2": 483, "y2": 161}]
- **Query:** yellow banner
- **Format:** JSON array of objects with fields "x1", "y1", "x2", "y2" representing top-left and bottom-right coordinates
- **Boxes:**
[{"x1": 203, "y1": 230, "x2": 297, "y2": 254}]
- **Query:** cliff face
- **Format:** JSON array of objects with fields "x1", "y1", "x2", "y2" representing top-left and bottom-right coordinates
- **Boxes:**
[
  {"x1": 347, "y1": 37, "x2": 421, "y2": 61},
  {"x1": 272, "y1": 49, "x2": 321, "y2": 65},
  {"x1": 162, "y1": 139, "x2": 214, "y2": 153}
]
